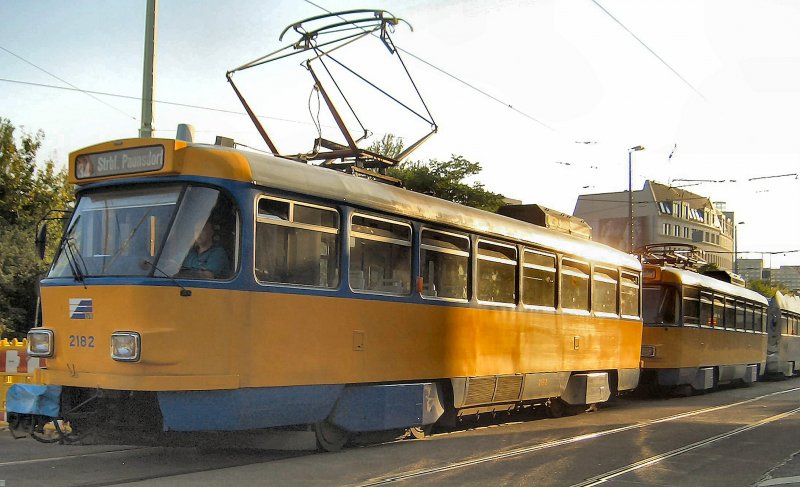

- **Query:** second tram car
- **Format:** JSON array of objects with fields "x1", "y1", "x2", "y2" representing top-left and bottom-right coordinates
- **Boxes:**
[
  {"x1": 641, "y1": 263, "x2": 768, "y2": 392},
  {"x1": 7, "y1": 137, "x2": 643, "y2": 449},
  {"x1": 767, "y1": 291, "x2": 800, "y2": 377}
]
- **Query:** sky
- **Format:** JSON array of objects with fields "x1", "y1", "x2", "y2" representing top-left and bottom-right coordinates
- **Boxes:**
[{"x1": 2, "y1": 0, "x2": 799, "y2": 267}]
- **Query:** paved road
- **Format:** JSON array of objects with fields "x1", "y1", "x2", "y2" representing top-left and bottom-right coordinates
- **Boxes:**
[{"x1": 3, "y1": 380, "x2": 800, "y2": 486}]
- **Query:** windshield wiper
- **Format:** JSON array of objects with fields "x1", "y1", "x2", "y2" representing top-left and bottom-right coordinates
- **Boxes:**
[
  {"x1": 142, "y1": 260, "x2": 192, "y2": 297},
  {"x1": 61, "y1": 237, "x2": 88, "y2": 288}
]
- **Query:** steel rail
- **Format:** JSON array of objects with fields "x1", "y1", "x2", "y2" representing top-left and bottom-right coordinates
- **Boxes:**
[
  {"x1": 0, "y1": 446, "x2": 152, "y2": 467},
  {"x1": 358, "y1": 387, "x2": 800, "y2": 486},
  {"x1": 572, "y1": 407, "x2": 800, "y2": 487}
]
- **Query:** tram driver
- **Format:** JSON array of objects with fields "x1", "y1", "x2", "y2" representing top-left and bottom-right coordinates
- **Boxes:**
[{"x1": 180, "y1": 221, "x2": 230, "y2": 279}]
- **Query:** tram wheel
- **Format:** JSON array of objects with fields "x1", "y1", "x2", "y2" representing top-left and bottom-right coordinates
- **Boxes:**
[
  {"x1": 314, "y1": 421, "x2": 350, "y2": 452},
  {"x1": 546, "y1": 398, "x2": 566, "y2": 418},
  {"x1": 408, "y1": 424, "x2": 433, "y2": 439}
]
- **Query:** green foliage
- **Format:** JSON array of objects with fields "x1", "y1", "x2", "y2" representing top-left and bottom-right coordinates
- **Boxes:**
[
  {"x1": 367, "y1": 133, "x2": 405, "y2": 160},
  {"x1": 368, "y1": 134, "x2": 505, "y2": 212},
  {"x1": 697, "y1": 263, "x2": 720, "y2": 274},
  {"x1": 747, "y1": 279, "x2": 791, "y2": 299},
  {"x1": 0, "y1": 118, "x2": 73, "y2": 338}
]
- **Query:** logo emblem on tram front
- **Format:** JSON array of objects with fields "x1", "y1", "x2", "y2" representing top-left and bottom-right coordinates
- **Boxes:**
[{"x1": 69, "y1": 298, "x2": 94, "y2": 320}]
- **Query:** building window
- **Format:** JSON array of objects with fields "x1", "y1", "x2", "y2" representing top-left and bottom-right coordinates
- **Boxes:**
[
  {"x1": 662, "y1": 223, "x2": 671, "y2": 235},
  {"x1": 684, "y1": 227, "x2": 689, "y2": 239},
  {"x1": 674, "y1": 225, "x2": 681, "y2": 237}
]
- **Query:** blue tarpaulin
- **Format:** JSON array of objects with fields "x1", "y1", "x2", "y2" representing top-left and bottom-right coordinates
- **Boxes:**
[{"x1": 5, "y1": 384, "x2": 62, "y2": 417}]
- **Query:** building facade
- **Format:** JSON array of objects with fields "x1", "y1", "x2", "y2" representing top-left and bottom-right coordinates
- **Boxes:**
[
  {"x1": 736, "y1": 258, "x2": 765, "y2": 283},
  {"x1": 772, "y1": 266, "x2": 800, "y2": 293},
  {"x1": 574, "y1": 180, "x2": 736, "y2": 271}
]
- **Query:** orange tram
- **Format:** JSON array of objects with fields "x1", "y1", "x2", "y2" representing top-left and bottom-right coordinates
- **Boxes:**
[
  {"x1": 6, "y1": 136, "x2": 643, "y2": 450},
  {"x1": 640, "y1": 254, "x2": 769, "y2": 393},
  {"x1": 767, "y1": 291, "x2": 800, "y2": 377}
]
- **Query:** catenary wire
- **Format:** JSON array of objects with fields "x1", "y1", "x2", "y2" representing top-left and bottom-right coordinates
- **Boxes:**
[
  {"x1": 0, "y1": 77, "x2": 323, "y2": 128},
  {"x1": 0, "y1": 45, "x2": 138, "y2": 121},
  {"x1": 590, "y1": 0, "x2": 706, "y2": 100}
]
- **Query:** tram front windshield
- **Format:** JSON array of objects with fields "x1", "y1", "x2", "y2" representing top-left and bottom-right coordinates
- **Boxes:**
[
  {"x1": 50, "y1": 185, "x2": 236, "y2": 279},
  {"x1": 642, "y1": 285, "x2": 680, "y2": 326}
]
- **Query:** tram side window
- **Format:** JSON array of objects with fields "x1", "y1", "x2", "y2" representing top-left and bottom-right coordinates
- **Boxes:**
[
  {"x1": 745, "y1": 303, "x2": 755, "y2": 331},
  {"x1": 561, "y1": 259, "x2": 590, "y2": 312},
  {"x1": 755, "y1": 306, "x2": 765, "y2": 332},
  {"x1": 477, "y1": 241, "x2": 517, "y2": 304},
  {"x1": 350, "y1": 214, "x2": 411, "y2": 295},
  {"x1": 713, "y1": 295, "x2": 724, "y2": 328},
  {"x1": 592, "y1": 267, "x2": 619, "y2": 315},
  {"x1": 700, "y1": 292, "x2": 713, "y2": 326},
  {"x1": 620, "y1": 272, "x2": 640, "y2": 318},
  {"x1": 683, "y1": 287, "x2": 700, "y2": 325},
  {"x1": 419, "y1": 229, "x2": 469, "y2": 300},
  {"x1": 724, "y1": 297, "x2": 736, "y2": 329},
  {"x1": 782, "y1": 312, "x2": 791, "y2": 335},
  {"x1": 643, "y1": 285, "x2": 678, "y2": 325},
  {"x1": 522, "y1": 249, "x2": 556, "y2": 308},
  {"x1": 255, "y1": 197, "x2": 340, "y2": 288},
  {"x1": 735, "y1": 301, "x2": 745, "y2": 330}
]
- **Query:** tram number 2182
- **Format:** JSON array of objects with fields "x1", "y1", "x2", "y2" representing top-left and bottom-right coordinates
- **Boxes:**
[{"x1": 69, "y1": 335, "x2": 95, "y2": 348}]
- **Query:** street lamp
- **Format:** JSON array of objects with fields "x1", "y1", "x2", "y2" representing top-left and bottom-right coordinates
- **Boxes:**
[
  {"x1": 734, "y1": 221, "x2": 745, "y2": 274},
  {"x1": 628, "y1": 145, "x2": 645, "y2": 253}
]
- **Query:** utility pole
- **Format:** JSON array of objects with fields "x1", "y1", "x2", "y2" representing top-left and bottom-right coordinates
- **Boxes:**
[
  {"x1": 139, "y1": 0, "x2": 158, "y2": 138},
  {"x1": 628, "y1": 146, "x2": 645, "y2": 253}
]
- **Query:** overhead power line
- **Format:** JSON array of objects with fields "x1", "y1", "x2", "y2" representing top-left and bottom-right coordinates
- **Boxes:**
[
  {"x1": 0, "y1": 45, "x2": 137, "y2": 121},
  {"x1": 590, "y1": 0, "x2": 706, "y2": 100},
  {"x1": 0, "y1": 77, "x2": 319, "y2": 127}
]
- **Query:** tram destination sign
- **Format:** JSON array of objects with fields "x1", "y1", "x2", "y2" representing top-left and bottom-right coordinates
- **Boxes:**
[{"x1": 76, "y1": 145, "x2": 165, "y2": 179}]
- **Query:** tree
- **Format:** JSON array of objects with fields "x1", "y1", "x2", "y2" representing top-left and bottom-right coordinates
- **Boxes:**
[
  {"x1": 0, "y1": 118, "x2": 73, "y2": 338},
  {"x1": 368, "y1": 135, "x2": 506, "y2": 212},
  {"x1": 747, "y1": 279, "x2": 791, "y2": 299},
  {"x1": 367, "y1": 133, "x2": 405, "y2": 160}
]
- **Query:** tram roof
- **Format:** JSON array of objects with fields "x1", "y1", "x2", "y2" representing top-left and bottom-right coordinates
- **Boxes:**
[
  {"x1": 655, "y1": 266, "x2": 768, "y2": 304},
  {"x1": 772, "y1": 291, "x2": 800, "y2": 314},
  {"x1": 70, "y1": 139, "x2": 640, "y2": 270},
  {"x1": 236, "y1": 146, "x2": 639, "y2": 270}
]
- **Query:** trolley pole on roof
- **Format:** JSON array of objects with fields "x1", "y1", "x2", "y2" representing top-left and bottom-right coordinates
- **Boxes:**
[{"x1": 139, "y1": 0, "x2": 158, "y2": 138}]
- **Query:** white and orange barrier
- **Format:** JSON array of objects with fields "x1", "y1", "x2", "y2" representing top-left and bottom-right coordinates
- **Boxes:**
[{"x1": 1, "y1": 339, "x2": 45, "y2": 426}]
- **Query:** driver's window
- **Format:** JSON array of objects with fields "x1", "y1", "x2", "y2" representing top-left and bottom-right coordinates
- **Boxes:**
[{"x1": 157, "y1": 187, "x2": 238, "y2": 280}]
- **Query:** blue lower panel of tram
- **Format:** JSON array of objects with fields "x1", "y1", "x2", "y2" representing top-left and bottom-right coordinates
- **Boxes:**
[{"x1": 157, "y1": 382, "x2": 443, "y2": 433}]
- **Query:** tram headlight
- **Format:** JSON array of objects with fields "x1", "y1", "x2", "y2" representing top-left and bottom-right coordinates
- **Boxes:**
[
  {"x1": 28, "y1": 329, "x2": 54, "y2": 357},
  {"x1": 641, "y1": 345, "x2": 656, "y2": 358},
  {"x1": 111, "y1": 332, "x2": 141, "y2": 362}
]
